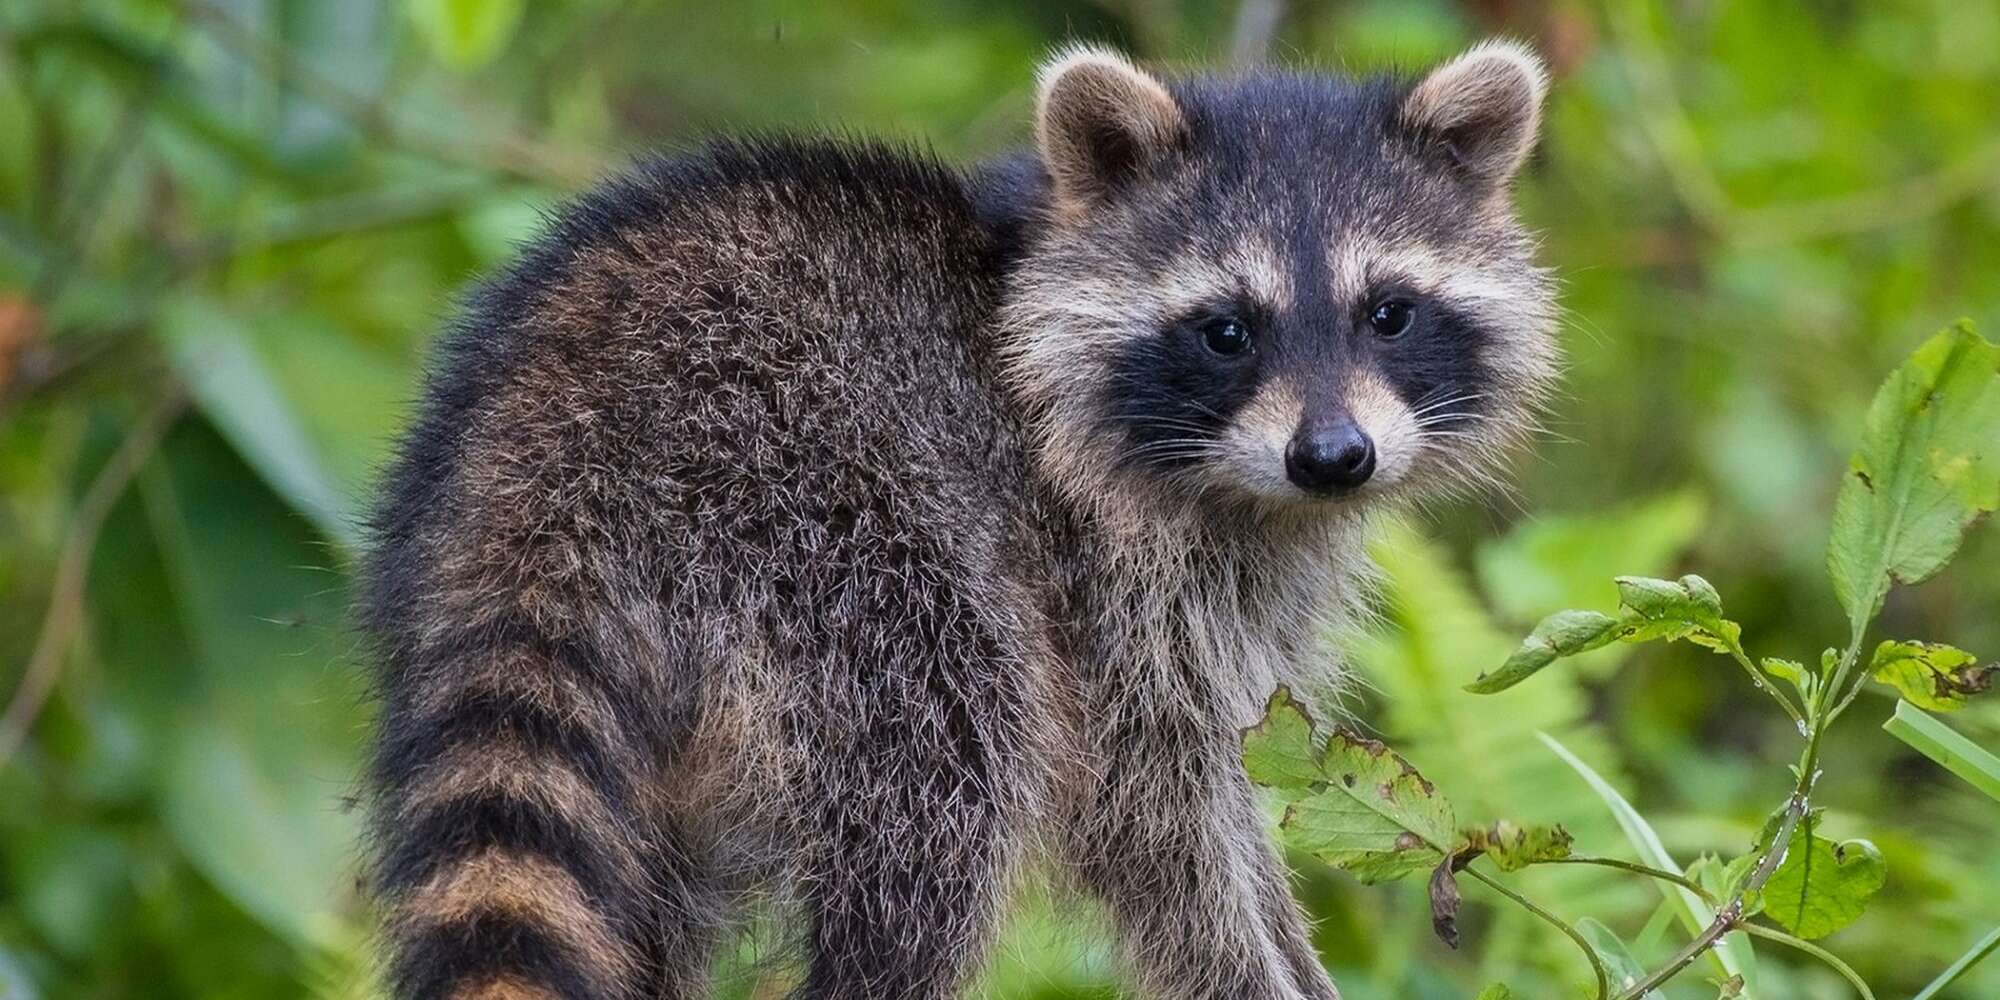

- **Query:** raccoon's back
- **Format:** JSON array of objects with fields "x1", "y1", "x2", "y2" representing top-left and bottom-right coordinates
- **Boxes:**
[{"x1": 366, "y1": 137, "x2": 1029, "y2": 641}]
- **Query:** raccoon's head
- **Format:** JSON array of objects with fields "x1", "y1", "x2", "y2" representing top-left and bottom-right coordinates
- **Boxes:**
[{"x1": 999, "y1": 41, "x2": 1559, "y2": 524}]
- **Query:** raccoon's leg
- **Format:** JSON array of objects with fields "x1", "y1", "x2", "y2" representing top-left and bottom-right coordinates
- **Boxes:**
[
  {"x1": 1066, "y1": 716, "x2": 1340, "y2": 1000},
  {"x1": 369, "y1": 609, "x2": 725, "y2": 1000},
  {"x1": 785, "y1": 576, "x2": 1046, "y2": 1000}
]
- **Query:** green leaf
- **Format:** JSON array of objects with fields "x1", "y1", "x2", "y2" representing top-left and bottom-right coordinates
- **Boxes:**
[
  {"x1": 1354, "y1": 525, "x2": 1636, "y2": 970},
  {"x1": 406, "y1": 0, "x2": 527, "y2": 71},
  {"x1": 1469, "y1": 575, "x2": 1745, "y2": 694},
  {"x1": 1476, "y1": 491, "x2": 1707, "y2": 627},
  {"x1": 1613, "y1": 573, "x2": 1741, "y2": 652},
  {"x1": 1253, "y1": 713, "x2": 1457, "y2": 883},
  {"x1": 1241, "y1": 687, "x2": 1325, "y2": 796},
  {"x1": 159, "y1": 296, "x2": 357, "y2": 549},
  {"x1": 1757, "y1": 813, "x2": 1884, "y2": 940},
  {"x1": 140, "y1": 425, "x2": 369, "y2": 949},
  {"x1": 1467, "y1": 609, "x2": 1623, "y2": 692},
  {"x1": 1457, "y1": 820, "x2": 1574, "y2": 872},
  {"x1": 1883, "y1": 700, "x2": 2000, "y2": 802},
  {"x1": 1759, "y1": 657, "x2": 1815, "y2": 706},
  {"x1": 1827, "y1": 322, "x2": 2000, "y2": 628},
  {"x1": 1577, "y1": 918, "x2": 1659, "y2": 998},
  {"x1": 1868, "y1": 640, "x2": 1995, "y2": 711},
  {"x1": 1474, "y1": 986, "x2": 1516, "y2": 1000},
  {"x1": 1541, "y1": 732, "x2": 1759, "y2": 989}
]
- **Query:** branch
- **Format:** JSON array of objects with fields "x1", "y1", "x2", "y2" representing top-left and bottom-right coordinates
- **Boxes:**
[
  {"x1": 179, "y1": 0, "x2": 603, "y2": 187},
  {"x1": 0, "y1": 388, "x2": 188, "y2": 769},
  {"x1": 1739, "y1": 922, "x2": 1876, "y2": 1000},
  {"x1": 1598, "y1": 4, "x2": 2000, "y2": 267},
  {"x1": 1611, "y1": 791, "x2": 1810, "y2": 1000},
  {"x1": 1540, "y1": 856, "x2": 1718, "y2": 906}
]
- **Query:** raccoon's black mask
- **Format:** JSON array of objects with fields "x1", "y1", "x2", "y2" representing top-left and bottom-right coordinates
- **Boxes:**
[{"x1": 999, "y1": 43, "x2": 1559, "y2": 516}]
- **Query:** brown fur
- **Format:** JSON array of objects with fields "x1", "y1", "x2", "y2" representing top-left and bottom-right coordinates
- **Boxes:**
[{"x1": 362, "y1": 42, "x2": 1558, "y2": 1000}]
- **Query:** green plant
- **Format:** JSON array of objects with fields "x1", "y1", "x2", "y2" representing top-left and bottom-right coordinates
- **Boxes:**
[{"x1": 1246, "y1": 322, "x2": 2000, "y2": 999}]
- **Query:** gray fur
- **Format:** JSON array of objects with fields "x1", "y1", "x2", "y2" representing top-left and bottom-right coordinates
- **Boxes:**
[{"x1": 362, "y1": 42, "x2": 1558, "y2": 1000}]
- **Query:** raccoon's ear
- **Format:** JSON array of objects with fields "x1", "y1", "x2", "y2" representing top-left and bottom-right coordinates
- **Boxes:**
[
  {"x1": 1399, "y1": 39, "x2": 1548, "y2": 187},
  {"x1": 1034, "y1": 45, "x2": 1185, "y2": 213}
]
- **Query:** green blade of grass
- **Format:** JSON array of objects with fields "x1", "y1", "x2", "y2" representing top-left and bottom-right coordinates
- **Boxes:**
[
  {"x1": 1882, "y1": 701, "x2": 2000, "y2": 802},
  {"x1": 1539, "y1": 732, "x2": 1758, "y2": 993},
  {"x1": 1911, "y1": 925, "x2": 2000, "y2": 1000}
]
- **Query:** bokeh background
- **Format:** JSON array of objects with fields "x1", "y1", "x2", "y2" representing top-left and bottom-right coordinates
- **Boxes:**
[{"x1": 3, "y1": 0, "x2": 1998, "y2": 997}]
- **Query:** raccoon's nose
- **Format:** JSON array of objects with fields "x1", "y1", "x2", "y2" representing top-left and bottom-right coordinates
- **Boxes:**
[{"x1": 1285, "y1": 422, "x2": 1376, "y2": 494}]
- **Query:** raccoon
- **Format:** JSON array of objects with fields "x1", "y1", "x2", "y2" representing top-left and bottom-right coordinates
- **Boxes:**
[{"x1": 361, "y1": 40, "x2": 1557, "y2": 1000}]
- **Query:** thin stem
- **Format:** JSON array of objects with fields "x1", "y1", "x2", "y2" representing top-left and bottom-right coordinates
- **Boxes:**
[
  {"x1": 1823, "y1": 618, "x2": 1873, "y2": 725},
  {"x1": 1615, "y1": 910, "x2": 1740, "y2": 1000},
  {"x1": 1540, "y1": 856, "x2": 1719, "y2": 907},
  {"x1": 0, "y1": 388, "x2": 187, "y2": 769},
  {"x1": 1723, "y1": 641, "x2": 1806, "y2": 727},
  {"x1": 1739, "y1": 923, "x2": 1876, "y2": 1000},
  {"x1": 180, "y1": 0, "x2": 602, "y2": 187},
  {"x1": 1463, "y1": 865, "x2": 1611, "y2": 1000},
  {"x1": 1612, "y1": 790, "x2": 1811, "y2": 999}
]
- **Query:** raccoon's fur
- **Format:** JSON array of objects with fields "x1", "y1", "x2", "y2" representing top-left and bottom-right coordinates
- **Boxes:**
[{"x1": 362, "y1": 41, "x2": 1558, "y2": 1000}]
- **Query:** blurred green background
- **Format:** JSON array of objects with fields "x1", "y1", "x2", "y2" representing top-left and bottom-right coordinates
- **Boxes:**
[{"x1": 3, "y1": 0, "x2": 1998, "y2": 997}]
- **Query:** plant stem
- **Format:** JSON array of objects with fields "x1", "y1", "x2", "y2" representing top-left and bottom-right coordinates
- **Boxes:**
[
  {"x1": 1723, "y1": 641, "x2": 1806, "y2": 727},
  {"x1": 1464, "y1": 865, "x2": 1611, "y2": 1000},
  {"x1": 0, "y1": 388, "x2": 187, "y2": 768},
  {"x1": 1738, "y1": 923, "x2": 1876, "y2": 1000},
  {"x1": 1912, "y1": 925, "x2": 2000, "y2": 1000},
  {"x1": 1612, "y1": 789, "x2": 1811, "y2": 999},
  {"x1": 1540, "y1": 857, "x2": 1719, "y2": 906},
  {"x1": 1820, "y1": 620, "x2": 1871, "y2": 723}
]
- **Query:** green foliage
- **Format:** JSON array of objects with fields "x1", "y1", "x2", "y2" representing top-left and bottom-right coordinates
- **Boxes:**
[
  {"x1": 1541, "y1": 732, "x2": 1758, "y2": 989},
  {"x1": 1868, "y1": 641, "x2": 1995, "y2": 712},
  {"x1": 1883, "y1": 701, "x2": 2000, "y2": 804},
  {"x1": 1255, "y1": 323, "x2": 2000, "y2": 997},
  {"x1": 1249, "y1": 688, "x2": 1463, "y2": 937},
  {"x1": 1754, "y1": 815, "x2": 1885, "y2": 941},
  {"x1": 7, "y1": 0, "x2": 2000, "y2": 997},
  {"x1": 1827, "y1": 323, "x2": 2000, "y2": 630},
  {"x1": 405, "y1": 0, "x2": 525, "y2": 71}
]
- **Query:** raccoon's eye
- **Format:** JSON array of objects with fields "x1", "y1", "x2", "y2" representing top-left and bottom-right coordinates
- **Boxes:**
[
  {"x1": 1200, "y1": 317, "x2": 1253, "y2": 357},
  {"x1": 1368, "y1": 299, "x2": 1417, "y2": 340}
]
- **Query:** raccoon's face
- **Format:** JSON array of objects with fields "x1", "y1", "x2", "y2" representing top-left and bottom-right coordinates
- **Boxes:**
[{"x1": 1000, "y1": 42, "x2": 1558, "y2": 521}]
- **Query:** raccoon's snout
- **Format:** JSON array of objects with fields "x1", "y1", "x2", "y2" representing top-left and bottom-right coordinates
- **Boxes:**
[{"x1": 1284, "y1": 420, "x2": 1375, "y2": 494}]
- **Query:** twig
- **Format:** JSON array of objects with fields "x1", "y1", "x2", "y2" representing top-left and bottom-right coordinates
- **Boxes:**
[
  {"x1": 31, "y1": 88, "x2": 158, "y2": 309},
  {"x1": 1465, "y1": 865, "x2": 1611, "y2": 1000},
  {"x1": 1612, "y1": 790, "x2": 1810, "y2": 999},
  {"x1": 1728, "y1": 141, "x2": 2000, "y2": 248},
  {"x1": 0, "y1": 388, "x2": 187, "y2": 769},
  {"x1": 1599, "y1": 4, "x2": 2000, "y2": 267},
  {"x1": 179, "y1": 0, "x2": 602, "y2": 188},
  {"x1": 1721, "y1": 640, "x2": 1805, "y2": 728},
  {"x1": 1541, "y1": 856, "x2": 1719, "y2": 906}
]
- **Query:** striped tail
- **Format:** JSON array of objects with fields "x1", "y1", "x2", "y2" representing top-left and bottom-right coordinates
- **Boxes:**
[{"x1": 368, "y1": 616, "x2": 667, "y2": 1000}]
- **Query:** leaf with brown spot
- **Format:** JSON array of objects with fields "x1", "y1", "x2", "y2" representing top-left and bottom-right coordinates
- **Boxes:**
[
  {"x1": 1246, "y1": 689, "x2": 1457, "y2": 884},
  {"x1": 1457, "y1": 820, "x2": 1574, "y2": 872},
  {"x1": 1828, "y1": 322, "x2": 2000, "y2": 627},
  {"x1": 1869, "y1": 640, "x2": 1995, "y2": 711}
]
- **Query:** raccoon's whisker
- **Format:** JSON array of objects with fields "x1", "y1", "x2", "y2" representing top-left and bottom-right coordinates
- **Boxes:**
[
  {"x1": 1411, "y1": 414, "x2": 1490, "y2": 433},
  {"x1": 1406, "y1": 391, "x2": 1489, "y2": 419}
]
